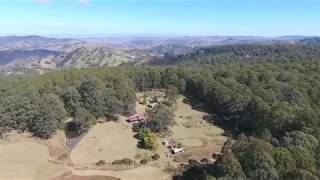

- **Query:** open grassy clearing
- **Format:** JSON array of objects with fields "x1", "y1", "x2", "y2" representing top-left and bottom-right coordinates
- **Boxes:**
[
  {"x1": 69, "y1": 166, "x2": 171, "y2": 180},
  {"x1": 166, "y1": 96, "x2": 226, "y2": 162},
  {"x1": 169, "y1": 96, "x2": 226, "y2": 147},
  {"x1": 136, "y1": 92, "x2": 226, "y2": 163},
  {"x1": 67, "y1": 92, "x2": 174, "y2": 179},
  {"x1": 0, "y1": 127, "x2": 170, "y2": 180},
  {"x1": 0, "y1": 133, "x2": 65, "y2": 180},
  {"x1": 70, "y1": 120, "x2": 140, "y2": 165},
  {"x1": 0, "y1": 91, "x2": 226, "y2": 180},
  {"x1": 50, "y1": 170, "x2": 120, "y2": 180}
]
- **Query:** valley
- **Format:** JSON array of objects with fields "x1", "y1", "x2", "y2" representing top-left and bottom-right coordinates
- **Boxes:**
[
  {"x1": 1, "y1": 35, "x2": 320, "y2": 180},
  {"x1": 0, "y1": 92, "x2": 226, "y2": 180},
  {"x1": 1, "y1": 0, "x2": 320, "y2": 179},
  {"x1": 1, "y1": 35, "x2": 318, "y2": 74}
]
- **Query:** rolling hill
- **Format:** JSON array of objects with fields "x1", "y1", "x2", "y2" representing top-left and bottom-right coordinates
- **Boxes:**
[
  {"x1": 0, "y1": 49, "x2": 61, "y2": 65},
  {"x1": 1, "y1": 35, "x2": 320, "y2": 74},
  {"x1": 149, "y1": 39, "x2": 320, "y2": 65},
  {"x1": 0, "y1": 36, "x2": 155, "y2": 73}
]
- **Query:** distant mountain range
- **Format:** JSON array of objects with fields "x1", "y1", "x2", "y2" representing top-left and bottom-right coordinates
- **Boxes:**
[
  {"x1": 0, "y1": 35, "x2": 83, "y2": 51},
  {"x1": 0, "y1": 36, "x2": 153, "y2": 73},
  {"x1": 0, "y1": 35, "x2": 319, "y2": 74},
  {"x1": 81, "y1": 36, "x2": 280, "y2": 48}
]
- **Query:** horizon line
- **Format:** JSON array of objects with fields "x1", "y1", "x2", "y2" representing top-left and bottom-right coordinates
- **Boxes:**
[{"x1": 0, "y1": 33, "x2": 319, "y2": 39}]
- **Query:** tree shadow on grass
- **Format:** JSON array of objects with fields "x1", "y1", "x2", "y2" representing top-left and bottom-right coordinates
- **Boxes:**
[
  {"x1": 183, "y1": 96, "x2": 236, "y2": 138},
  {"x1": 64, "y1": 121, "x2": 82, "y2": 139}
]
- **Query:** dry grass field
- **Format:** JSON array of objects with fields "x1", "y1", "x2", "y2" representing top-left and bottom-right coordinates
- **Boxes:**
[
  {"x1": 69, "y1": 166, "x2": 171, "y2": 180},
  {"x1": 0, "y1": 133, "x2": 65, "y2": 180},
  {"x1": 0, "y1": 92, "x2": 226, "y2": 180},
  {"x1": 166, "y1": 96, "x2": 226, "y2": 162},
  {"x1": 70, "y1": 120, "x2": 139, "y2": 165},
  {"x1": 169, "y1": 96, "x2": 226, "y2": 147}
]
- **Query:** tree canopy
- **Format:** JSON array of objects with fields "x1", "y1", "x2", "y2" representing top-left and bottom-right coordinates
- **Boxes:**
[{"x1": 1, "y1": 56, "x2": 320, "y2": 179}]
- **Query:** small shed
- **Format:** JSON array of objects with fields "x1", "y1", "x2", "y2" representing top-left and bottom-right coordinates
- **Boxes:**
[{"x1": 127, "y1": 114, "x2": 145, "y2": 123}]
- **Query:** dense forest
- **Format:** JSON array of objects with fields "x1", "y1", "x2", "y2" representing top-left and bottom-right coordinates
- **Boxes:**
[
  {"x1": 0, "y1": 69, "x2": 137, "y2": 138},
  {"x1": 151, "y1": 40, "x2": 320, "y2": 66},
  {"x1": 1, "y1": 45, "x2": 320, "y2": 179}
]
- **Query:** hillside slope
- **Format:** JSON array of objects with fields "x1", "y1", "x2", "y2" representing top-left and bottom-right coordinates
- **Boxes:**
[
  {"x1": 150, "y1": 41, "x2": 320, "y2": 65},
  {"x1": 0, "y1": 35, "x2": 83, "y2": 51},
  {"x1": 0, "y1": 36, "x2": 154, "y2": 73},
  {"x1": 57, "y1": 46, "x2": 152, "y2": 68},
  {"x1": 1, "y1": 36, "x2": 320, "y2": 74},
  {"x1": 0, "y1": 49, "x2": 61, "y2": 65}
]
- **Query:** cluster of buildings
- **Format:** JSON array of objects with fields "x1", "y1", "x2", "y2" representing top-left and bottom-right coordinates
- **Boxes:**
[{"x1": 127, "y1": 93, "x2": 184, "y2": 154}]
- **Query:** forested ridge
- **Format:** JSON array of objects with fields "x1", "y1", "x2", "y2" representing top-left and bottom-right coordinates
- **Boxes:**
[
  {"x1": 1, "y1": 56, "x2": 320, "y2": 178},
  {"x1": 153, "y1": 40, "x2": 320, "y2": 65}
]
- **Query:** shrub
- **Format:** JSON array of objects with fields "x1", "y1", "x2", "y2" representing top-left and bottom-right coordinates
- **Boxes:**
[
  {"x1": 121, "y1": 158, "x2": 135, "y2": 165},
  {"x1": 136, "y1": 127, "x2": 159, "y2": 151},
  {"x1": 137, "y1": 127, "x2": 151, "y2": 140},
  {"x1": 152, "y1": 153, "x2": 160, "y2": 160},
  {"x1": 189, "y1": 159, "x2": 199, "y2": 165},
  {"x1": 112, "y1": 160, "x2": 122, "y2": 165},
  {"x1": 112, "y1": 158, "x2": 135, "y2": 165},
  {"x1": 96, "y1": 160, "x2": 106, "y2": 166},
  {"x1": 142, "y1": 133, "x2": 159, "y2": 151},
  {"x1": 140, "y1": 159, "x2": 148, "y2": 164},
  {"x1": 132, "y1": 123, "x2": 143, "y2": 132},
  {"x1": 200, "y1": 158, "x2": 209, "y2": 164}
]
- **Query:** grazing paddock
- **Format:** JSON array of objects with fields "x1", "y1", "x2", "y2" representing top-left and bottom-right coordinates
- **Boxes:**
[
  {"x1": 174, "y1": 143, "x2": 223, "y2": 162},
  {"x1": 0, "y1": 93, "x2": 225, "y2": 180},
  {"x1": 70, "y1": 166, "x2": 171, "y2": 180},
  {"x1": 0, "y1": 141, "x2": 65, "y2": 180},
  {"x1": 71, "y1": 120, "x2": 140, "y2": 165},
  {"x1": 134, "y1": 93, "x2": 226, "y2": 164},
  {"x1": 168, "y1": 96, "x2": 226, "y2": 158},
  {"x1": 50, "y1": 170, "x2": 120, "y2": 180},
  {"x1": 170, "y1": 125, "x2": 223, "y2": 146}
]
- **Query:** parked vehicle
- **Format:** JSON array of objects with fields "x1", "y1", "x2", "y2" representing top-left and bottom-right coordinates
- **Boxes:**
[
  {"x1": 147, "y1": 102, "x2": 159, "y2": 109},
  {"x1": 163, "y1": 140, "x2": 184, "y2": 154},
  {"x1": 171, "y1": 147, "x2": 184, "y2": 154}
]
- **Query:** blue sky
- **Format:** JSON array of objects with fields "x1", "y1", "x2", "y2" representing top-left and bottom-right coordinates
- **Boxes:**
[{"x1": 0, "y1": 0, "x2": 319, "y2": 37}]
